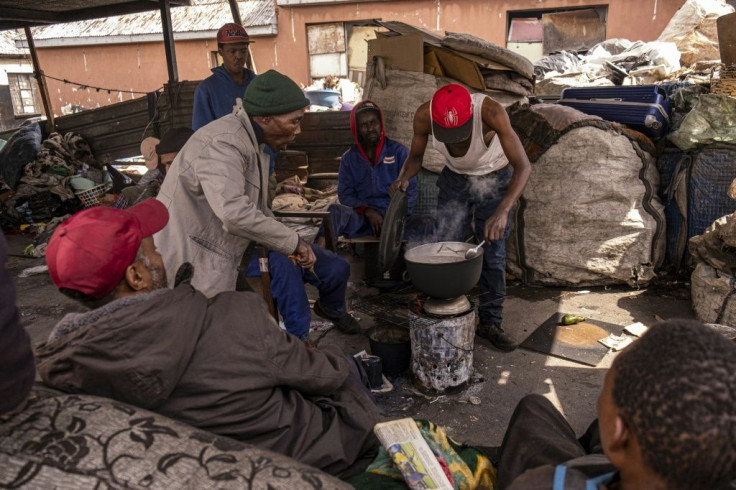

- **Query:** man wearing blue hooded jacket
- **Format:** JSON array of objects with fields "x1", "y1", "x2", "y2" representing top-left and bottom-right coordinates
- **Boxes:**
[
  {"x1": 319, "y1": 100, "x2": 432, "y2": 245},
  {"x1": 192, "y1": 23, "x2": 256, "y2": 131}
]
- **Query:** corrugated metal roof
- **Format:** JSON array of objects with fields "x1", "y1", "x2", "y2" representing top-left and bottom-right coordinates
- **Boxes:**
[
  {"x1": 0, "y1": 0, "x2": 191, "y2": 31},
  {"x1": 30, "y1": 1, "x2": 275, "y2": 41},
  {"x1": 0, "y1": 29, "x2": 28, "y2": 56}
]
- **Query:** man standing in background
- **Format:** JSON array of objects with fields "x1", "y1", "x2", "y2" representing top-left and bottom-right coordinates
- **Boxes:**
[{"x1": 192, "y1": 23, "x2": 256, "y2": 131}]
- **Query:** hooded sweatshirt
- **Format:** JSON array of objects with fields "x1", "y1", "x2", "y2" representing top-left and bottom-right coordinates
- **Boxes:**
[
  {"x1": 337, "y1": 100, "x2": 418, "y2": 215},
  {"x1": 192, "y1": 65, "x2": 256, "y2": 130}
]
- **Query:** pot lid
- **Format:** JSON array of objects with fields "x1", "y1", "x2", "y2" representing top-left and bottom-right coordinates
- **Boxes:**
[{"x1": 379, "y1": 189, "x2": 408, "y2": 273}]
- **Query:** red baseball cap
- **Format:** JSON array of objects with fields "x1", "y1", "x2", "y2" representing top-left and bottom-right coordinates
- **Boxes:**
[
  {"x1": 430, "y1": 84, "x2": 473, "y2": 144},
  {"x1": 46, "y1": 199, "x2": 169, "y2": 299},
  {"x1": 217, "y1": 23, "x2": 252, "y2": 44}
]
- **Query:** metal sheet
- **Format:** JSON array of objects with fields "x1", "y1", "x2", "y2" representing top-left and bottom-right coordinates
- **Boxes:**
[
  {"x1": 24, "y1": 1, "x2": 275, "y2": 44},
  {"x1": 53, "y1": 80, "x2": 197, "y2": 161},
  {"x1": 0, "y1": 0, "x2": 192, "y2": 31}
]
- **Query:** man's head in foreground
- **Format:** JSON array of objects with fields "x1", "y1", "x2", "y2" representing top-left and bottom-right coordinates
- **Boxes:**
[
  {"x1": 46, "y1": 199, "x2": 169, "y2": 306},
  {"x1": 242, "y1": 70, "x2": 310, "y2": 151},
  {"x1": 217, "y1": 22, "x2": 251, "y2": 78},
  {"x1": 598, "y1": 319, "x2": 736, "y2": 490}
]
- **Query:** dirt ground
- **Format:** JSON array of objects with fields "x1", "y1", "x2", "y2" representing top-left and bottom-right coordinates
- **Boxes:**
[{"x1": 6, "y1": 232, "x2": 694, "y2": 449}]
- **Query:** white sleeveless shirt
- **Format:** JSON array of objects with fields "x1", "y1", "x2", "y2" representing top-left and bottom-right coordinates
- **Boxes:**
[{"x1": 431, "y1": 92, "x2": 509, "y2": 176}]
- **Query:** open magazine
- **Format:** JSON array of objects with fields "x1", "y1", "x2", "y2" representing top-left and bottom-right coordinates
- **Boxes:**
[{"x1": 373, "y1": 418, "x2": 454, "y2": 490}]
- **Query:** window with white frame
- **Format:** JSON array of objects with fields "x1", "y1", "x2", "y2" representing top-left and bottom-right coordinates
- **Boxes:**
[
  {"x1": 307, "y1": 23, "x2": 348, "y2": 80},
  {"x1": 307, "y1": 22, "x2": 381, "y2": 85},
  {"x1": 7, "y1": 72, "x2": 40, "y2": 116}
]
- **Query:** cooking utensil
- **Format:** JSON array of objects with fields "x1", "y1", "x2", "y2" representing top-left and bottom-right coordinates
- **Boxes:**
[
  {"x1": 288, "y1": 254, "x2": 320, "y2": 284},
  {"x1": 464, "y1": 240, "x2": 486, "y2": 260},
  {"x1": 404, "y1": 242, "x2": 483, "y2": 299},
  {"x1": 379, "y1": 189, "x2": 408, "y2": 273}
]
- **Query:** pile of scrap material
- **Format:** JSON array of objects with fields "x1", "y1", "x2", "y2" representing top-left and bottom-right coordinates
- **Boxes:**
[
  {"x1": 690, "y1": 212, "x2": 736, "y2": 325},
  {"x1": 534, "y1": 0, "x2": 734, "y2": 96},
  {"x1": 0, "y1": 123, "x2": 112, "y2": 233},
  {"x1": 364, "y1": 21, "x2": 534, "y2": 173},
  {"x1": 506, "y1": 103, "x2": 665, "y2": 287},
  {"x1": 271, "y1": 175, "x2": 338, "y2": 243}
]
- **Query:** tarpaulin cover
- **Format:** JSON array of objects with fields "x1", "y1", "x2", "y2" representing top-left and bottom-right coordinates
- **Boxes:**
[
  {"x1": 507, "y1": 104, "x2": 665, "y2": 287},
  {"x1": 668, "y1": 94, "x2": 736, "y2": 150},
  {"x1": 0, "y1": 122, "x2": 41, "y2": 190}
]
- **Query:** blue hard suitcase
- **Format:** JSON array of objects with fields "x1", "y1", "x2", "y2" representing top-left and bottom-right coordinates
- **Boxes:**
[{"x1": 558, "y1": 86, "x2": 671, "y2": 138}]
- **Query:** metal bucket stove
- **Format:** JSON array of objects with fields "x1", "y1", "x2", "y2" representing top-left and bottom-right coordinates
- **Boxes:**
[
  {"x1": 356, "y1": 191, "x2": 484, "y2": 392},
  {"x1": 404, "y1": 242, "x2": 483, "y2": 393},
  {"x1": 409, "y1": 295, "x2": 477, "y2": 392}
]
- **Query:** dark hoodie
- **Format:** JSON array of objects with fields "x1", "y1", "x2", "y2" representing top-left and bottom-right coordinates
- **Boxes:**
[
  {"x1": 0, "y1": 234, "x2": 35, "y2": 414},
  {"x1": 338, "y1": 100, "x2": 418, "y2": 215},
  {"x1": 192, "y1": 65, "x2": 256, "y2": 130}
]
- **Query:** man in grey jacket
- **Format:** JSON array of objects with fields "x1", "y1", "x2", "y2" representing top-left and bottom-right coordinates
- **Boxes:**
[
  {"x1": 155, "y1": 70, "x2": 360, "y2": 341},
  {"x1": 37, "y1": 200, "x2": 380, "y2": 478}
]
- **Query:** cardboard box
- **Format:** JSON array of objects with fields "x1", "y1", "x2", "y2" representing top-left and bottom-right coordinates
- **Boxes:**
[
  {"x1": 428, "y1": 46, "x2": 485, "y2": 90},
  {"x1": 368, "y1": 21, "x2": 521, "y2": 92},
  {"x1": 366, "y1": 32, "x2": 424, "y2": 73}
]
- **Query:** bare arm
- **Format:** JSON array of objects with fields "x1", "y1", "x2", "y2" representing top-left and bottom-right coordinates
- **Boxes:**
[
  {"x1": 481, "y1": 97, "x2": 531, "y2": 241},
  {"x1": 389, "y1": 102, "x2": 431, "y2": 194}
]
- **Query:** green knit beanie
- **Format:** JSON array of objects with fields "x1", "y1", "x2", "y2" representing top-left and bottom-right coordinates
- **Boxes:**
[{"x1": 242, "y1": 70, "x2": 310, "y2": 116}]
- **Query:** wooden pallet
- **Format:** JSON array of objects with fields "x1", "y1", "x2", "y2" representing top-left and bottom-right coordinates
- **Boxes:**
[{"x1": 712, "y1": 66, "x2": 736, "y2": 97}]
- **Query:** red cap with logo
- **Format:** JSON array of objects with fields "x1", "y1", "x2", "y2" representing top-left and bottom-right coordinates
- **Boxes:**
[
  {"x1": 217, "y1": 23, "x2": 252, "y2": 44},
  {"x1": 430, "y1": 84, "x2": 473, "y2": 144},
  {"x1": 46, "y1": 199, "x2": 169, "y2": 299}
]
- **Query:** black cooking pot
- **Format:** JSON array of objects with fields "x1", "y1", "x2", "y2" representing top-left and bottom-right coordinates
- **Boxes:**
[{"x1": 404, "y1": 242, "x2": 483, "y2": 299}]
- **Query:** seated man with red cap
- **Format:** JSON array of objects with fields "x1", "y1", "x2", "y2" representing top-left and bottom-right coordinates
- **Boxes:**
[
  {"x1": 192, "y1": 23, "x2": 256, "y2": 131},
  {"x1": 390, "y1": 85, "x2": 531, "y2": 352},
  {"x1": 36, "y1": 199, "x2": 380, "y2": 478}
]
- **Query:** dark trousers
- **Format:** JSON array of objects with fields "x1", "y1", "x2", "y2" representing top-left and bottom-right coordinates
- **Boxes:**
[
  {"x1": 319, "y1": 202, "x2": 436, "y2": 246},
  {"x1": 497, "y1": 394, "x2": 602, "y2": 489},
  {"x1": 246, "y1": 245, "x2": 350, "y2": 340},
  {"x1": 436, "y1": 166, "x2": 513, "y2": 324}
]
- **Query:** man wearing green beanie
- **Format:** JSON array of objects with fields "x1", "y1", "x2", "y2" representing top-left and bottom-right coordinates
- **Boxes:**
[{"x1": 155, "y1": 70, "x2": 361, "y2": 343}]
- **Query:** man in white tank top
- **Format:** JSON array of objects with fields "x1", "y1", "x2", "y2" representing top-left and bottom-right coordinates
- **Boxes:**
[{"x1": 390, "y1": 84, "x2": 531, "y2": 351}]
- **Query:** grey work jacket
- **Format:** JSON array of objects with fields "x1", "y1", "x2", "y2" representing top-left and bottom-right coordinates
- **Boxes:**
[{"x1": 154, "y1": 101, "x2": 299, "y2": 297}]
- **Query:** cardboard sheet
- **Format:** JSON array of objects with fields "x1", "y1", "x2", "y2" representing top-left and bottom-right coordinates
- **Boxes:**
[
  {"x1": 367, "y1": 32, "x2": 424, "y2": 73},
  {"x1": 520, "y1": 313, "x2": 624, "y2": 366}
]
